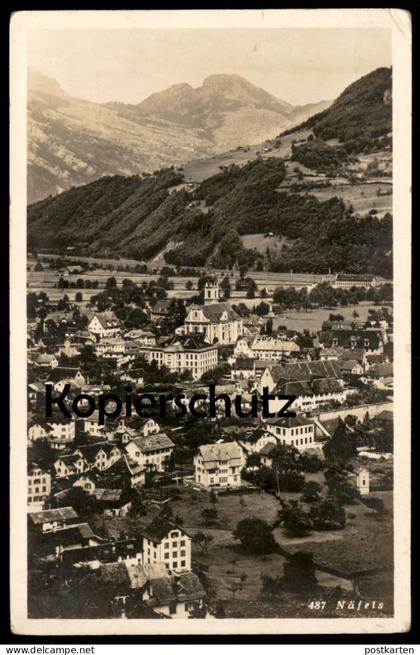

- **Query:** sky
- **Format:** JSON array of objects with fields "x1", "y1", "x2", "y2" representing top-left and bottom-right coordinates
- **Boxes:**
[{"x1": 27, "y1": 28, "x2": 391, "y2": 106}]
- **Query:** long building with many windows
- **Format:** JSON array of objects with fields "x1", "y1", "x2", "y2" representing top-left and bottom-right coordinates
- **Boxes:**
[{"x1": 137, "y1": 334, "x2": 218, "y2": 381}]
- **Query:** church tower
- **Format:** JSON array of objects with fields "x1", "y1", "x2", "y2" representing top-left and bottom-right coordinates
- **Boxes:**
[{"x1": 204, "y1": 279, "x2": 220, "y2": 305}]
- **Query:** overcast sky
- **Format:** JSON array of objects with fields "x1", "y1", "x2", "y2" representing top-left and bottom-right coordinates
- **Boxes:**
[{"x1": 27, "y1": 28, "x2": 391, "y2": 106}]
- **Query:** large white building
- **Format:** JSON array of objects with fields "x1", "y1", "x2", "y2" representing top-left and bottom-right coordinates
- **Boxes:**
[
  {"x1": 142, "y1": 519, "x2": 192, "y2": 573},
  {"x1": 194, "y1": 442, "x2": 245, "y2": 488},
  {"x1": 178, "y1": 281, "x2": 243, "y2": 345},
  {"x1": 264, "y1": 416, "x2": 316, "y2": 451},
  {"x1": 138, "y1": 335, "x2": 218, "y2": 381}
]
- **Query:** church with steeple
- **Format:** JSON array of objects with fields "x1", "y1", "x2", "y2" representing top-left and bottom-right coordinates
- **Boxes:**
[{"x1": 176, "y1": 279, "x2": 243, "y2": 345}]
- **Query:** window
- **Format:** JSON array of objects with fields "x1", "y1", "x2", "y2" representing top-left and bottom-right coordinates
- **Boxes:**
[
  {"x1": 180, "y1": 550, "x2": 186, "y2": 557},
  {"x1": 181, "y1": 560, "x2": 186, "y2": 567},
  {"x1": 172, "y1": 561, "x2": 178, "y2": 568},
  {"x1": 164, "y1": 542, "x2": 169, "y2": 549},
  {"x1": 164, "y1": 552, "x2": 169, "y2": 560},
  {"x1": 180, "y1": 540, "x2": 186, "y2": 547}
]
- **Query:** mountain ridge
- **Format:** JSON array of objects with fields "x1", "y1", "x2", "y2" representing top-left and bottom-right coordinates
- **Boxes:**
[{"x1": 27, "y1": 70, "x2": 330, "y2": 203}]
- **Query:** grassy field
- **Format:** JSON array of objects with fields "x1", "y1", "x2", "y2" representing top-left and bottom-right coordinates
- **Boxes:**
[
  {"x1": 273, "y1": 302, "x2": 386, "y2": 333},
  {"x1": 299, "y1": 182, "x2": 392, "y2": 218}
]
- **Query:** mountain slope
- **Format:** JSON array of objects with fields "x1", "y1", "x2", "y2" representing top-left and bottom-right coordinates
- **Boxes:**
[
  {"x1": 28, "y1": 157, "x2": 392, "y2": 277},
  {"x1": 27, "y1": 71, "x2": 329, "y2": 203},
  {"x1": 281, "y1": 67, "x2": 392, "y2": 151}
]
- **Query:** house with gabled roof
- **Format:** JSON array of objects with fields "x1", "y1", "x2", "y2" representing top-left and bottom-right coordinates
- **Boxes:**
[
  {"x1": 88, "y1": 311, "x2": 122, "y2": 339},
  {"x1": 137, "y1": 334, "x2": 218, "y2": 381},
  {"x1": 74, "y1": 442, "x2": 121, "y2": 471},
  {"x1": 142, "y1": 519, "x2": 192, "y2": 573},
  {"x1": 194, "y1": 442, "x2": 245, "y2": 488},
  {"x1": 125, "y1": 433, "x2": 174, "y2": 472}
]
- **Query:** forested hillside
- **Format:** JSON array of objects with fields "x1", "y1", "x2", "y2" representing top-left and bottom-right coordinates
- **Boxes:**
[
  {"x1": 28, "y1": 156, "x2": 392, "y2": 276},
  {"x1": 282, "y1": 67, "x2": 392, "y2": 154}
]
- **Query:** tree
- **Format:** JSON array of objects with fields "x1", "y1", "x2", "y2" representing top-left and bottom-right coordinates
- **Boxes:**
[
  {"x1": 193, "y1": 532, "x2": 214, "y2": 554},
  {"x1": 209, "y1": 490, "x2": 218, "y2": 506},
  {"x1": 185, "y1": 280, "x2": 193, "y2": 290},
  {"x1": 323, "y1": 420, "x2": 357, "y2": 463},
  {"x1": 229, "y1": 557, "x2": 239, "y2": 574},
  {"x1": 276, "y1": 500, "x2": 312, "y2": 537},
  {"x1": 75, "y1": 292, "x2": 83, "y2": 302},
  {"x1": 105, "y1": 276, "x2": 117, "y2": 290},
  {"x1": 301, "y1": 480, "x2": 322, "y2": 503},
  {"x1": 233, "y1": 518, "x2": 277, "y2": 554},
  {"x1": 201, "y1": 507, "x2": 218, "y2": 524},
  {"x1": 361, "y1": 496, "x2": 385, "y2": 515},
  {"x1": 220, "y1": 276, "x2": 231, "y2": 300},
  {"x1": 281, "y1": 552, "x2": 317, "y2": 593}
]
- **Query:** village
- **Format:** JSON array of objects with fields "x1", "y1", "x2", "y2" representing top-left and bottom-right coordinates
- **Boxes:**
[{"x1": 27, "y1": 263, "x2": 394, "y2": 620}]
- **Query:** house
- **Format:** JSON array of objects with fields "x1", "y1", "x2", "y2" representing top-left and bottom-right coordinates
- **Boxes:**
[
  {"x1": 137, "y1": 334, "x2": 218, "y2": 381},
  {"x1": 142, "y1": 519, "x2": 192, "y2": 572},
  {"x1": 28, "y1": 462, "x2": 51, "y2": 509},
  {"x1": 75, "y1": 443, "x2": 122, "y2": 471},
  {"x1": 365, "y1": 363, "x2": 393, "y2": 389},
  {"x1": 178, "y1": 281, "x2": 243, "y2": 345},
  {"x1": 231, "y1": 357, "x2": 256, "y2": 381},
  {"x1": 265, "y1": 416, "x2": 316, "y2": 451},
  {"x1": 28, "y1": 507, "x2": 80, "y2": 534},
  {"x1": 77, "y1": 412, "x2": 106, "y2": 439},
  {"x1": 54, "y1": 453, "x2": 88, "y2": 478},
  {"x1": 88, "y1": 311, "x2": 122, "y2": 339},
  {"x1": 144, "y1": 571, "x2": 206, "y2": 618},
  {"x1": 96, "y1": 561, "x2": 205, "y2": 619},
  {"x1": 150, "y1": 299, "x2": 173, "y2": 324},
  {"x1": 260, "y1": 360, "x2": 343, "y2": 392},
  {"x1": 31, "y1": 353, "x2": 59, "y2": 369},
  {"x1": 112, "y1": 418, "x2": 160, "y2": 445},
  {"x1": 194, "y1": 442, "x2": 245, "y2": 488},
  {"x1": 27, "y1": 382, "x2": 46, "y2": 406},
  {"x1": 95, "y1": 337, "x2": 126, "y2": 358},
  {"x1": 32, "y1": 522, "x2": 100, "y2": 559},
  {"x1": 105, "y1": 455, "x2": 146, "y2": 489},
  {"x1": 235, "y1": 427, "x2": 277, "y2": 455},
  {"x1": 125, "y1": 433, "x2": 174, "y2": 472},
  {"x1": 318, "y1": 329, "x2": 384, "y2": 354},
  {"x1": 94, "y1": 488, "x2": 132, "y2": 517},
  {"x1": 125, "y1": 329, "x2": 156, "y2": 346},
  {"x1": 61, "y1": 536, "x2": 144, "y2": 568},
  {"x1": 338, "y1": 359, "x2": 364, "y2": 375},
  {"x1": 259, "y1": 442, "x2": 277, "y2": 467},
  {"x1": 272, "y1": 378, "x2": 347, "y2": 412},
  {"x1": 47, "y1": 367, "x2": 86, "y2": 390},
  {"x1": 234, "y1": 336, "x2": 300, "y2": 361},
  {"x1": 72, "y1": 471, "x2": 98, "y2": 495}
]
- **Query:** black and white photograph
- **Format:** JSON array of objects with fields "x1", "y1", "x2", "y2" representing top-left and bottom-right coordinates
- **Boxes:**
[{"x1": 9, "y1": 8, "x2": 411, "y2": 635}]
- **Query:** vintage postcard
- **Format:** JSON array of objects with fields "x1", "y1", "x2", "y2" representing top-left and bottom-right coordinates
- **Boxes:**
[{"x1": 10, "y1": 9, "x2": 411, "y2": 635}]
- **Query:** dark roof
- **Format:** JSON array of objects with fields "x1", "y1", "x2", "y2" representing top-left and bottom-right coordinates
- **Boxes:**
[
  {"x1": 269, "y1": 360, "x2": 342, "y2": 384},
  {"x1": 29, "y1": 507, "x2": 78, "y2": 524},
  {"x1": 175, "y1": 572, "x2": 206, "y2": 602},
  {"x1": 48, "y1": 367, "x2": 83, "y2": 382},
  {"x1": 336, "y1": 274, "x2": 375, "y2": 281},
  {"x1": 157, "y1": 334, "x2": 215, "y2": 351},
  {"x1": 131, "y1": 433, "x2": 174, "y2": 453},
  {"x1": 259, "y1": 442, "x2": 277, "y2": 456},
  {"x1": 142, "y1": 519, "x2": 188, "y2": 544},
  {"x1": 375, "y1": 410, "x2": 393, "y2": 422},
  {"x1": 266, "y1": 416, "x2": 313, "y2": 428},
  {"x1": 318, "y1": 329, "x2": 382, "y2": 349},
  {"x1": 187, "y1": 301, "x2": 239, "y2": 323}
]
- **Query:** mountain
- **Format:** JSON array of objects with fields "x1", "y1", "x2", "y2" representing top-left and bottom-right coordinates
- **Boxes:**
[
  {"x1": 27, "y1": 71, "x2": 329, "y2": 203},
  {"x1": 281, "y1": 67, "x2": 392, "y2": 151}
]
